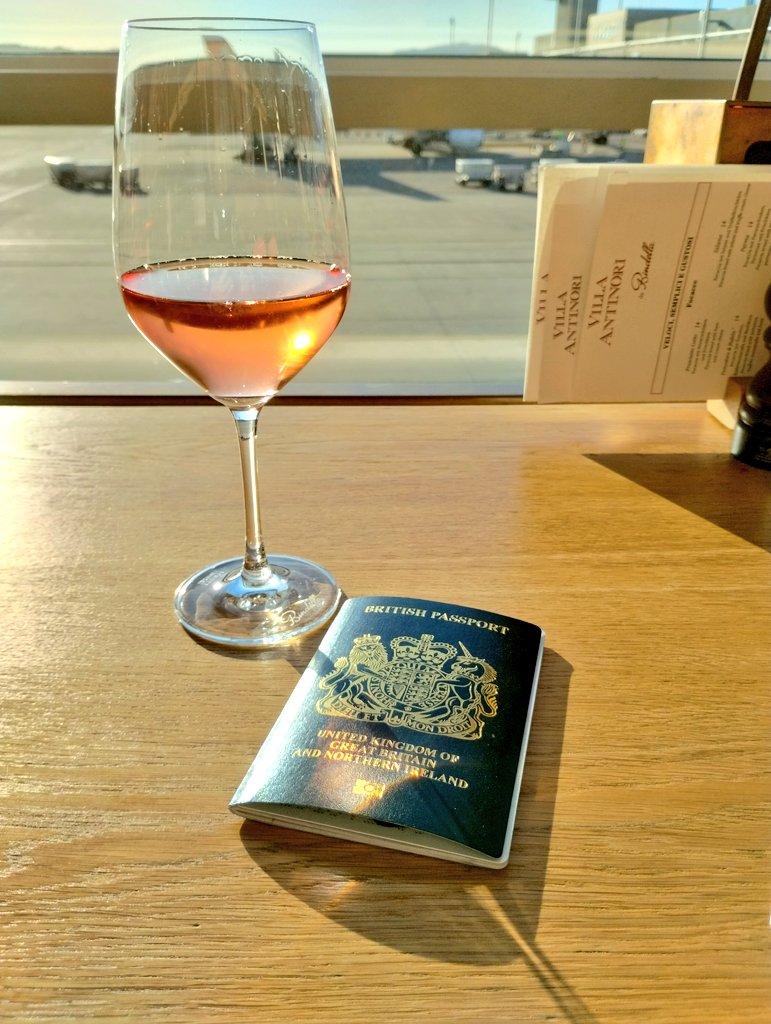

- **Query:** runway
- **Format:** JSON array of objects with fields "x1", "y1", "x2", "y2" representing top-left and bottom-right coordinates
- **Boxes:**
[{"x1": 0, "y1": 126, "x2": 625, "y2": 397}]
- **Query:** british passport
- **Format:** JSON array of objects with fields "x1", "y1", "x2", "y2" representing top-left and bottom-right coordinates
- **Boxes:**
[{"x1": 230, "y1": 596, "x2": 544, "y2": 868}]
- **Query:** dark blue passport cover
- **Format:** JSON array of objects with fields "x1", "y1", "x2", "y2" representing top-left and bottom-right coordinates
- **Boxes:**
[{"x1": 230, "y1": 596, "x2": 544, "y2": 868}]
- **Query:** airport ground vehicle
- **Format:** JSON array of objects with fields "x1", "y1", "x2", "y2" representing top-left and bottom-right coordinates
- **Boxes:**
[
  {"x1": 43, "y1": 156, "x2": 144, "y2": 194},
  {"x1": 491, "y1": 164, "x2": 525, "y2": 191},
  {"x1": 455, "y1": 158, "x2": 524, "y2": 191},
  {"x1": 455, "y1": 157, "x2": 495, "y2": 186},
  {"x1": 44, "y1": 156, "x2": 112, "y2": 191},
  {"x1": 521, "y1": 157, "x2": 578, "y2": 193}
]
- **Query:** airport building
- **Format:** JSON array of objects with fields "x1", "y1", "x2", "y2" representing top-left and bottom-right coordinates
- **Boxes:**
[{"x1": 535, "y1": 1, "x2": 770, "y2": 58}]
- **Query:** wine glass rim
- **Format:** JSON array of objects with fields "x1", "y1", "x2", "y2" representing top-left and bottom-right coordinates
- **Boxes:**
[{"x1": 124, "y1": 17, "x2": 316, "y2": 32}]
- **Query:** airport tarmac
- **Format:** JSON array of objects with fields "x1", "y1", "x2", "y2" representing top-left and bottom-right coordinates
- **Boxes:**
[{"x1": 0, "y1": 126, "x2": 635, "y2": 397}]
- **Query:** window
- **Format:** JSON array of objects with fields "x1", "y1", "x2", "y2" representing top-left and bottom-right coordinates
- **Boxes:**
[{"x1": 1, "y1": 2, "x2": 769, "y2": 398}]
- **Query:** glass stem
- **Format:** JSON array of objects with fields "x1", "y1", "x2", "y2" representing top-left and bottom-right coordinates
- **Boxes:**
[{"x1": 231, "y1": 407, "x2": 272, "y2": 588}]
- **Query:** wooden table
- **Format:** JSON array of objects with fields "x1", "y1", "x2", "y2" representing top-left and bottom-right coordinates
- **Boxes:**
[{"x1": 1, "y1": 400, "x2": 769, "y2": 1023}]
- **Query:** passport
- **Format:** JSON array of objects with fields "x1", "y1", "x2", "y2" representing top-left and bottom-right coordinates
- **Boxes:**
[{"x1": 230, "y1": 596, "x2": 545, "y2": 869}]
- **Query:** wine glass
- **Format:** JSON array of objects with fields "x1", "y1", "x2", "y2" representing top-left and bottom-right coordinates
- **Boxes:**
[{"x1": 113, "y1": 18, "x2": 351, "y2": 647}]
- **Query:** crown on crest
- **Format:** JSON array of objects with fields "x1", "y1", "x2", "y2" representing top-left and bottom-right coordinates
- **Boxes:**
[{"x1": 390, "y1": 633, "x2": 455, "y2": 666}]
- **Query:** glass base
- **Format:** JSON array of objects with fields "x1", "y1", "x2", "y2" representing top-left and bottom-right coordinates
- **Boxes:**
[{"x1": 173, "y1": 554, "x2": 341, "y2": 648}]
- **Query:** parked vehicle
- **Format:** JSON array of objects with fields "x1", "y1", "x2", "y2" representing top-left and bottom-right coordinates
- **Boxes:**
[
  {"x1": 44, "y1": 156, "x2": 111, "y2": 191},
  {"x1": 491, "y1": 164, "x2": 524, "y2": 192},
  {"x1": 454, "y1": 158, "x2": 525, "y2": 192},
  {"x1": 44, "y1": 156, "x2": 145, "y2": 195},
  {"x1": 521, "y1": 157, "x2": 578, "y2": 193},
  {"x1": 455, "y1": 157, "x2": 495, "y2": 186}
]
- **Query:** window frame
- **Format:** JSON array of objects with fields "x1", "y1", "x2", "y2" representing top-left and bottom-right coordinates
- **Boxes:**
[{"x1": 1, "y1": 53, "x2": 770, "y2": 129}]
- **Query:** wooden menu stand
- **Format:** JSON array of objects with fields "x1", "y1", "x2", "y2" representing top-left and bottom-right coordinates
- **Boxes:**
[{"x1": 644, "y1": 0, "x2": 771, "y2": 165}]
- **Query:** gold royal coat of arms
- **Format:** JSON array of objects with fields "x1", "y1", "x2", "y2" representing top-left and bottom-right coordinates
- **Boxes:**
[{"x1": 316, "y1": 632, "x2": 499, "y2": 740}]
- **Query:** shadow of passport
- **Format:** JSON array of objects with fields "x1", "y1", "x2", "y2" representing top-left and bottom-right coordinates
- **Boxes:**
[{"x1": 238, "y1": 649, "x2": 573, "y2": 969}]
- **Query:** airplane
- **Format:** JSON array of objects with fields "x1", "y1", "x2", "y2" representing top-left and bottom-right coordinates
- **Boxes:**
[{"x1": 389, "y1": 129, "x2": 485, "y2": 157}]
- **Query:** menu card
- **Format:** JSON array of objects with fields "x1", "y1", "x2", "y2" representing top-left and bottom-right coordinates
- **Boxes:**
[{"x1": 524, "y1": 164, "x2": 771, "y2": 403}]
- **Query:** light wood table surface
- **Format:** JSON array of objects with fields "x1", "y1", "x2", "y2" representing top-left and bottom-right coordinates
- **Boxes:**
[{"x1": 1, "y1": 400, "x2": 769, "y2": 1024}]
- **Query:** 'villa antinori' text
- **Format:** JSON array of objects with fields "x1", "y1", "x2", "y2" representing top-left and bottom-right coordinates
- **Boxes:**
[{"x1": 587, "y1": 259, "x2": 626, "y2": 345}]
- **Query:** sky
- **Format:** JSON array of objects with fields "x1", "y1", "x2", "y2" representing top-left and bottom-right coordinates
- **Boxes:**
[
  {"x1": 2, "y1": 0, "x2": 571, "y2": 56},
  {"x1": 2, "y1": 0, "x2": 745, "y2": 57}
]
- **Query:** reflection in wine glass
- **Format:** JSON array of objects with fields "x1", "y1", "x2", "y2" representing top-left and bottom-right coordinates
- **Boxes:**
[{"x1": 114, "y1": 19, "x2": 351, "y2": 647}]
